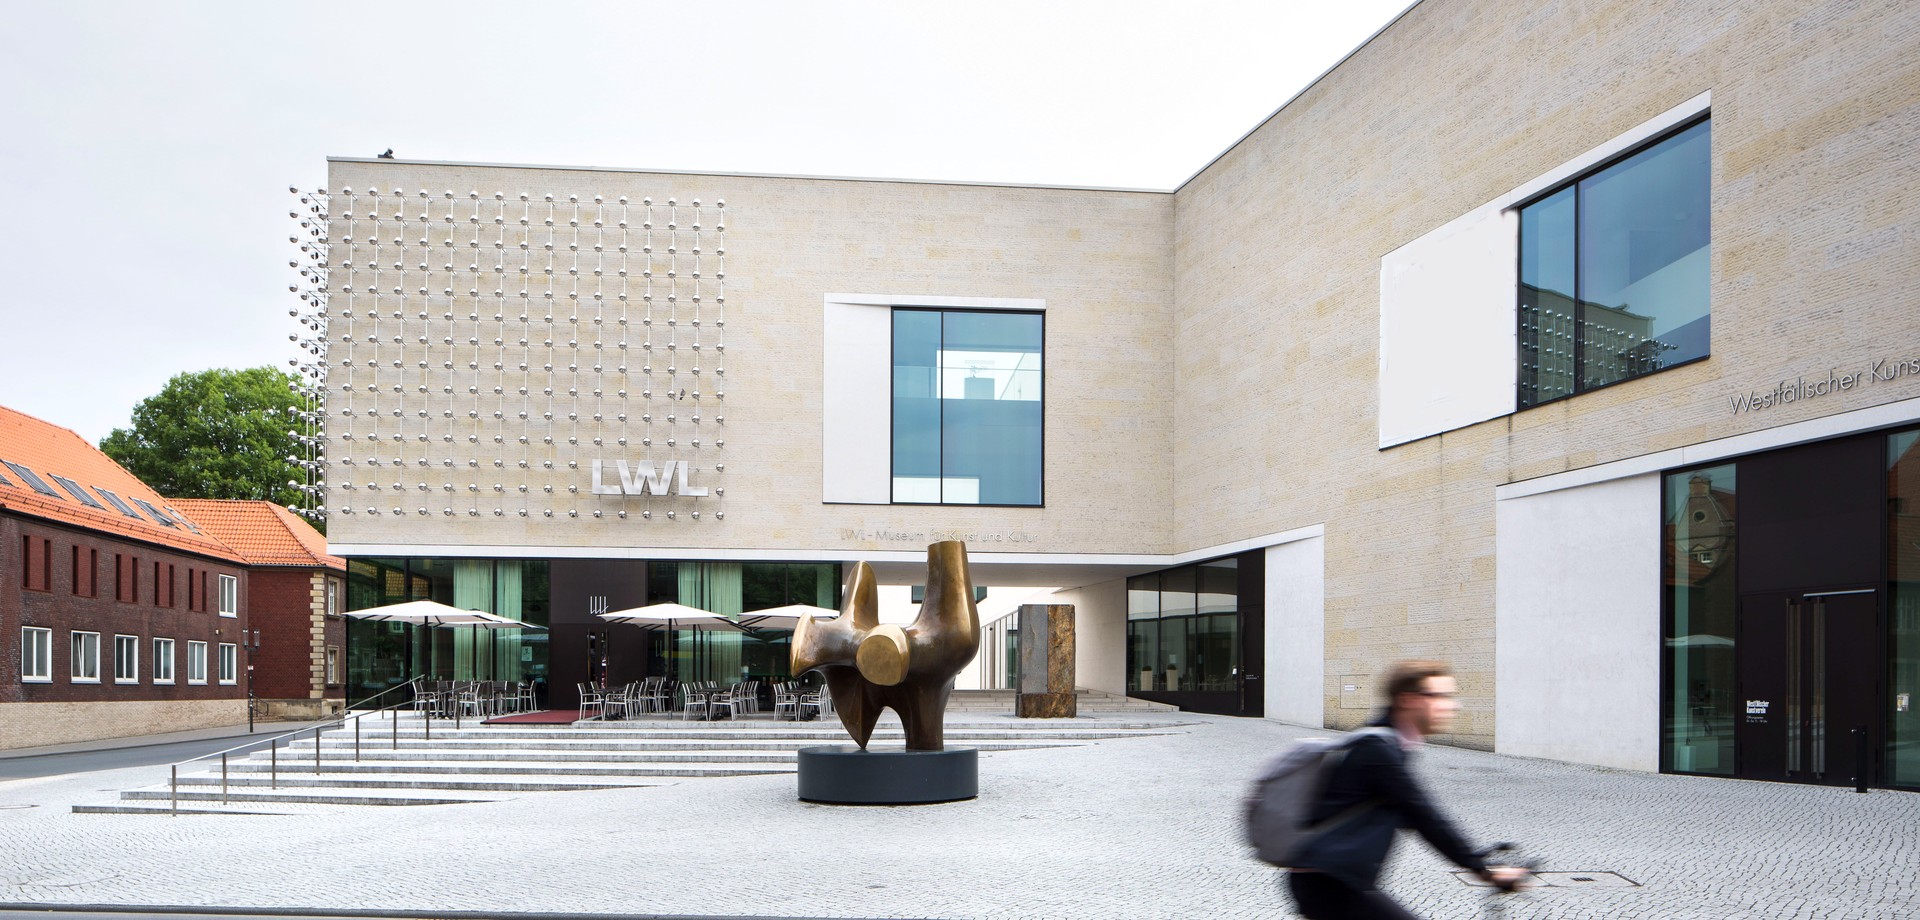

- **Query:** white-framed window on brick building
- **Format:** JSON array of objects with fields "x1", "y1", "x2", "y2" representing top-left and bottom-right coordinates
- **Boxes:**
[
  {"x1": 218, "y1": 643, "x2": 237, "y2": 684},
  {"x1": 21, "y1": 627, "x2": 53, "y2": 683},
  {"x1": 70, "y1": 631, "x2": 101, "y2": 683},
  {"x1": 153, "y1": 637, "x2": 176, "y2": 684},
  {"x1": 114, "y1": 634, "x2": 139, "y2": 683},
  {"x1": 219, "y1": 574, "x2": 238, "y2": 618},
  {"x1": 326, "y1": 645, "x2": 340, "y2": 686},
  {"x1": 186, "y1": 641, "x2": 207, "y2": 684}
]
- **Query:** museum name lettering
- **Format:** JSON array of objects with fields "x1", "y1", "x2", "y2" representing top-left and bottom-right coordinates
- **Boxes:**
[
  {"x1": 1729, "y1": 355, "x2": 1920, "y2": 414},
  {"x1": 589, "y1": 459, "x2": 708, "y2": 496}
]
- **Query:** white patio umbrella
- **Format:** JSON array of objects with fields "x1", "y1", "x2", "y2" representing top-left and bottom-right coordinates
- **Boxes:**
[
  {"x1": 597, "y1": 603, "x2": 747, "y2": 684},
  {"x1": 342, "y1": 600, "x2": 502, "y2": 683},
  {"x1": 736, "y1": 604, "x2": 841, "y2": 630},
  {"x1": 597, "y1": 602, "x2": 748, "y2": 631}
]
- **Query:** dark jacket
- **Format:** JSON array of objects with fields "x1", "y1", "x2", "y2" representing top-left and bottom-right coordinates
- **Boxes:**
[{"x1": 1290, "y1": 718, "x2": 1490, "y2": 891}]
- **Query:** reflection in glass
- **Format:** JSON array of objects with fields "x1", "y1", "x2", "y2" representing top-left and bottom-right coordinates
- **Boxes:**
[
  {"x1": 1579, "y1": 120, "x2": 1711, "y2": 387},
  {"x1": 1662, "y1": 464, "x2": 1737, "y2": 775},
  {"x1": 1125, "y1": 561, "x2": 1241, "y2": 694},
  {"x1": 1890, "y1": 430, "x2": 1920, "y2": 786},
  {"x1": 892, "y1": 309, "x2": 1043, "y2": 505},
  {"x1": 1519, "y1": 119, "x2": 1710, "y2": 407},
  {"x1": 1519, "y1": 187, "x2": 1576, "y2": 406}
]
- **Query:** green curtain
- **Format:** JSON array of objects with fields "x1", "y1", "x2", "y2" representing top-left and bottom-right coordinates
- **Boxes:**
[
  {"x1": 452, "y1": 561, "x2": 493, "y2": 679},
  {"x1": 497, "y1": 563, "x2": 523, "y2": 681},
  {"x1": 816, "y1": 564, "x2": 837, "y2": 608}
]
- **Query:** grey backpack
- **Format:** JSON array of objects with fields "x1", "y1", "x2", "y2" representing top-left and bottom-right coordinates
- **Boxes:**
[{"x1": 1243, "y1": 727, "x2": 1395, "y2": 866}]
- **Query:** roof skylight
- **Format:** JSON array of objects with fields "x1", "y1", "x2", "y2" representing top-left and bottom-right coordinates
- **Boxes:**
[
  {"x1": 133, "y1": 498, "x2": 179, "y2": 528},
  {"x1": 50, "y1": 475, "x2": 106, "y2": 509},
  {"x1": 1, "y1": 460, "x2": 62, "y2": 499},
  {"x1": 94, "y1": 487, "x2": 147, "y2": 520}
]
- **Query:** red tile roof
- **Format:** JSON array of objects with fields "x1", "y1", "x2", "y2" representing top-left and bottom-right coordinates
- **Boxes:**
[
  {"x1": 171, "y1": 499, "x2": 344, "y2": 570},
  {"x1": 0, "y1": 405, "x2": 243, "y2": 563}
]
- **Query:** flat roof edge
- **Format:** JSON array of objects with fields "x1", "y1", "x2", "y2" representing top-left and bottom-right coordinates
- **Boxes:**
[{"x1": 324, "y1": 157, "x2": 1171, "y2": 196}]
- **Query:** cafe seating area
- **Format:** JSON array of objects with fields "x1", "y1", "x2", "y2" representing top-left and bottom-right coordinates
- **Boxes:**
[{"x1": 572, "y1": 678, "x2": 833, "y2": 722}]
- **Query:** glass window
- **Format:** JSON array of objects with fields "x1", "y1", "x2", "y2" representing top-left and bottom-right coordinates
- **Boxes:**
[
  {"x1": 1126, "y1": 560, "x2": 1244, "y2": 695},
  {"x1": 218, "y1": 643, "x2": 237, "y2": 684},
  {"x1": 218, "y1": 574, "x2": 238, "y2": 617},
  {"x1": 1662, "y1": 463, "x2": 1737, "y2": 776},
  {"x1": 187, "y1": 640, "x2": 207, "y2": 684},
  {"x1": 153, "y1": 638, "x2": 175, "y2": 683},
  {"x1": 892, "y1": 309, "x2": 1043, "y2": 505},
  {"x1": 21, "y1": 627, "x2": 53, "y2": 682},
  {"x1": 70, "y1": 631, "x2": 101, "y2": 682},
  {"x1": 1890, "y1": 430, "x2": 1920, "y2": 787},
  {"x1": 1520, "y1": 118, "x2": 1710, "y2": 407},
  {"x1": 326, "y1": 646, "x2": 340, "y2": 686},
  {"x1": 114, "y1": 635, "x2": 139, "y2": 682}
]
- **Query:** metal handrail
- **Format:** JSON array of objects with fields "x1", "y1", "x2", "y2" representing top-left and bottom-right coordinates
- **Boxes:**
[{"x1": 166, "y1": 676, "x2": 424, "y2": 815}]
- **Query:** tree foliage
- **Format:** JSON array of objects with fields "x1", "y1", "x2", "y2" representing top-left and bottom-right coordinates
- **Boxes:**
[{"x1": 100, "y1": 367, "x2": 310, "y2": 511}]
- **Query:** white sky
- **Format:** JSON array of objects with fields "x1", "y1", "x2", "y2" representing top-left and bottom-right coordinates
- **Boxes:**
[{"x1": 0, "y1": 1, "x2": 1413, "y2": 444}]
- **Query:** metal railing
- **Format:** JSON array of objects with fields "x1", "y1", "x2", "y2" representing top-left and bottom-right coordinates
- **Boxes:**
[{"x1": 165, "y1": 677, "x2": 425, "y2": 815}]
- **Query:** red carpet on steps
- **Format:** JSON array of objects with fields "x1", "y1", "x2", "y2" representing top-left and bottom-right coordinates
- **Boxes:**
[{"x1": 481, "y1": 709, "x2": 580, "y2": 725}]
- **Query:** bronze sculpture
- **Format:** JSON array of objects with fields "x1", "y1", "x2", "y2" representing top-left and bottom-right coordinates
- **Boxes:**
[{"x1": 791, "y1": 540, "x2": 981, "y2": 751}]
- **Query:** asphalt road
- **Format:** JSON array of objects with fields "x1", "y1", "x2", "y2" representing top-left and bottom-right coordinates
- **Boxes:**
[{"x1": 0, "y1": 735, "x2": 280, "y2": 781}]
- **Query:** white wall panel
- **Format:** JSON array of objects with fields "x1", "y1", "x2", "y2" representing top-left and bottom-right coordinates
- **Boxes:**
[
  {"x1": 1377, "y1": 206, "x2": 1518, "y2": 448},
  {"x1": 1265, "y1": 535, "x2": 1325, "y2": 726},
  {"x1": 1495, "y1": 473, "x2": 1661, "y2": 771},
  {"x1": 820, "y1": 300, "x2": 893, "y2": 503}
]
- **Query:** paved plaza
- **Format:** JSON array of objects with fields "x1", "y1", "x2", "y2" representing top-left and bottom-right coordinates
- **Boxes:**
[{"x1": 1, "y1": 713, "x2": 1915, "y2": 919}]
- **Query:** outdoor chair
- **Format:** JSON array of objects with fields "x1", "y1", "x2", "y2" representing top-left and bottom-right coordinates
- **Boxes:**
[
  {"x1": 577, "y1": 682, "x2": 606, "y2": 721},
  {"x1": 680, "y1": 682, "x2": 713, "y2": 720},
  {"x1": 773, "y1": 682, "x2": 800, "y2": 720}
]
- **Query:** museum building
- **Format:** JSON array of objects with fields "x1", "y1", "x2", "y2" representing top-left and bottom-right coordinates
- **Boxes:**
[{"x1": 304, "y1": 0, "x2": 1920, "y2": 789}]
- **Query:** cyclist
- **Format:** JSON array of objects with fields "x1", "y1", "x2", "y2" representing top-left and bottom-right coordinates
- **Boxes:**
[{"x1": 1286, "y1": 660, "x2": 1528, "y2": 919}]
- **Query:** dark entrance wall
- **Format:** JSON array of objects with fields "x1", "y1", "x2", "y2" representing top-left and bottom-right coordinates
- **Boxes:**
[
  {"x1": 548, "y1": 559, "x2": 649, "y2": 707},
  {"x1": 1738, "y1": 435, "x2": 1882, "y2": 594}
]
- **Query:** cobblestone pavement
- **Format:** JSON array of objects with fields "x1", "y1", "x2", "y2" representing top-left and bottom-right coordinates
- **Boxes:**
[{"x1": 1, "y1": 714, "x2": 1915, "y2": 919}]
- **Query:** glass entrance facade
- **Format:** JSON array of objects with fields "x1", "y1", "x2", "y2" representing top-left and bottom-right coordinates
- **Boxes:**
[
  {"x1": 1662, "y1": 425, "x2": 1920, "y2": 789},
  {"x1": 1125, "y1": 552, "x2": 1262, "y2": 716}
]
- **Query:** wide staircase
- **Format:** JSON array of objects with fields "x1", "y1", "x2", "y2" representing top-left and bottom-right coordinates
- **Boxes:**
[{"x1": 75, "y1": 689, "x2": 1187, "y2": 815}]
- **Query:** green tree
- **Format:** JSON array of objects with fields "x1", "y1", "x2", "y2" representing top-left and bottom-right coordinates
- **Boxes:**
[{"x1": 100, "y1": 367, "x2": 313, "y2": 512}]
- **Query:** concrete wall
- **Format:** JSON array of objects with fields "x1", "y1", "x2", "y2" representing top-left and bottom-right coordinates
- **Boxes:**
[
  {"x1": 1265, "y1": 535, "x2": 1325, "y2": 727},
  {"x1": 1495, "y1": 473, "x2": 1662, "y2": 771}
]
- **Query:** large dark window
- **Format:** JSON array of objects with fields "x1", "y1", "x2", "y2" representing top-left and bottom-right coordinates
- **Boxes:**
[
  {"x1": 892, "y1": 309, "x2": 1043, "y2": 505},
  {"x1": 1520, "y1": 118, "x2": 1711, "y2": 407},
  {"x1": 1127, "y1": 558, "x2": 1241, "y2": 695},
  {"x1": 1890, "y1": 430, "x2": 1920, "y2": 787}
]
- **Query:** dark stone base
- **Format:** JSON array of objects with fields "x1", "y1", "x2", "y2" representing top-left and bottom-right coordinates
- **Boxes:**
[
  {"x1": 796, "y1": 745, "x2": 978, "y2": 805},
  {"x1": 1016, "y1": 692, "x2": 1076, "y2": 718}
]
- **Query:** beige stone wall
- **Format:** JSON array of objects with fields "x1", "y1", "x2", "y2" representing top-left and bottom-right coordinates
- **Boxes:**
[
  {"x1": 1171, "y1": 0, "x2": 1920, "y2": 746},
  {"x1": 322, "y1": 166, "x2": 1177, "y2": 559},
  {"x1": 0, "y1": 700, "x2": 248, "y2": 751}
]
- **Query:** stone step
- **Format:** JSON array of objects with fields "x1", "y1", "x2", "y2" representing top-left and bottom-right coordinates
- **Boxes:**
[
  {"x1": 249, "y1": 741, "x2": 1077, "y2": 764},
  {"x1": 167, "y1": 772, "x2": 673, "y2": 791},
  {"x1": 217, "y1": 758, "x2": 794, "y2": 775},
  {"x1": 119, "y1": 787, "x2": 499, "y2": 806}
]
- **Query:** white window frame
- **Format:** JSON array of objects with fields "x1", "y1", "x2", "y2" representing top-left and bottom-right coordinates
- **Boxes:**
[
  {"x1": 326, "y1": 645, "x2": 340, "y2": 685},
  {"x1": 21, "y1": 626, "x2": 53, "y2": 683},
  {"x1": 153, "y1": 637, "x2": 176, "y2": 684},
  {"x1": 114, "y1": 634, "x2": 139, "y2": 683},
  {"x1": 218, "y1": 573, "x2": 238, "y2": 618},
  {"x1": 218, "y1": 643, "x2": 237, "y2": 684},
  {"x1": 186, "y1": 640, "x2": 208, "y2": 685},
  {"x1": 70, "y1": 631, "x2": 101, "y2": 683}
]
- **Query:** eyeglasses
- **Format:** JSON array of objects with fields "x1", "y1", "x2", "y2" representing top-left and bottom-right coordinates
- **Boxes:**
[{"x1": 1414, "y1": 690, "x2": 1457, "y2": 699}]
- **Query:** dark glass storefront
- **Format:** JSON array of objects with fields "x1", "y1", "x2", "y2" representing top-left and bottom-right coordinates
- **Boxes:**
[
  {"x1": 1662, "y1": 424, "x2": 1920, "y2": 790},
  {"x1": 1125, "y1": 551, "x2": 1264, "y2": 716},
  {"x1": 345, "y1": 557, "x2": 840, "y2": 709}
]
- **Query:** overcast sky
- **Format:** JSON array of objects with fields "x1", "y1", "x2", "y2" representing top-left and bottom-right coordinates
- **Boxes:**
[{"x1": 0, "y1": 1, "x2": 1413, "y2": 444}]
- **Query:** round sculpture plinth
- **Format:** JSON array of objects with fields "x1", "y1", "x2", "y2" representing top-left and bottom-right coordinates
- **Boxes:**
[{"x1": 796, "y1": 745, "x2": 978, "y2": 805}]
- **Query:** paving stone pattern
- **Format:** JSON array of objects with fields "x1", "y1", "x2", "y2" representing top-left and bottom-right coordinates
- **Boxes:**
[{"x1": 1, "y1": 715, "x2": 1915, "y2": 919}]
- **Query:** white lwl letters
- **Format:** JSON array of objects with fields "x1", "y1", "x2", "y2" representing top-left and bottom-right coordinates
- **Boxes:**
[{"x1": 590, "y1": 460, "x2": 709, "y2": 497}]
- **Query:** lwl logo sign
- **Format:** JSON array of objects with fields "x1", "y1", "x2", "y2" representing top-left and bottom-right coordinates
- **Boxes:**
[{"x1": 589, "y1": 460, "x2": 708, "y2": 497}]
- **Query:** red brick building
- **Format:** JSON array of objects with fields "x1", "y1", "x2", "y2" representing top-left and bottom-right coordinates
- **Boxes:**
[
  {"x1": 1, "y1": 406, "x2": 251, "y2": 750},
  {"x1": 173, "y1": 500, "x2": 346, "y2": 719}
]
